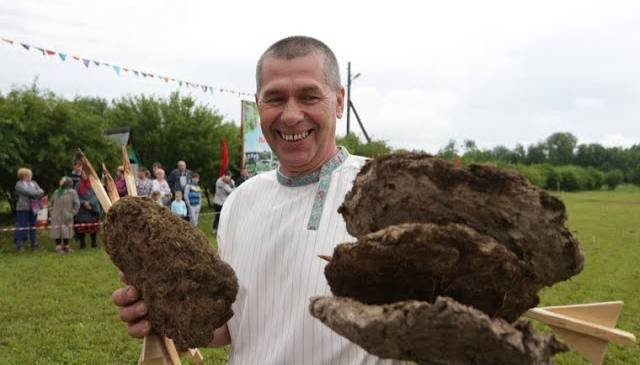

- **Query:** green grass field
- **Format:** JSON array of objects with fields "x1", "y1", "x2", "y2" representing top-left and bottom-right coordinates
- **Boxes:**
[{"x1": 1, "y1": 188, "x2": 638, "y2": 364}]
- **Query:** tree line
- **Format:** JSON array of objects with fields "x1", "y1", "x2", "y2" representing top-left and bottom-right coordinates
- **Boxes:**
[
  {"x1": 0, "y1": 85, "x2": 240, "y2": 208},
  {"x1": 437, "y1": 132, "x2": 640, "y2": 191},
  {"x1": 1, "y1": 85, "x2": 636, "y2": 207}
]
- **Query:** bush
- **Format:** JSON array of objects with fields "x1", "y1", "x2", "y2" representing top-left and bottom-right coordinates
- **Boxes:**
[{"x1": 605, "y1": 169, "x2": 624, "y2": 190}]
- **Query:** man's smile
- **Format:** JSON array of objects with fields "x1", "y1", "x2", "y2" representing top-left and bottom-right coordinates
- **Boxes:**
[{"x1": 277, "y1": 129, "x2": 314, "y2": 142}]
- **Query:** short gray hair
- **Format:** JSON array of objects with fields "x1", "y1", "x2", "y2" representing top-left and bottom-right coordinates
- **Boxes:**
[{"x1": 255, "y1": 36, "x2": 341, "y2": 93}]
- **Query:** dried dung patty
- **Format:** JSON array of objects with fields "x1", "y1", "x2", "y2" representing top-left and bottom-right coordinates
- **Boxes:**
[
  {"x1": 103, "y1": 197, "x2": 238, "y2": 348},
  {"x1": 310, "y1": 296, "x2": 567, "y2": 365},
  {"x1": 325, "y1": 223, "x2": 538, "y2": 322},
  {"x1": 338, "y1": 152, "x2": 583, "y2": 288}
]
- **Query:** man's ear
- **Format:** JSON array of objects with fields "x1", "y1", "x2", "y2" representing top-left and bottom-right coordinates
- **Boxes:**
[{"x1": 336, "y1": 86, "x2": 346, "y2": 118}]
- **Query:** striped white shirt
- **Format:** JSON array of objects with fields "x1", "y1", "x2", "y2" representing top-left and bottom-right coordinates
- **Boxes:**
[{"x1": 218, "y1": 154, "x2": 400, "y2": 365}]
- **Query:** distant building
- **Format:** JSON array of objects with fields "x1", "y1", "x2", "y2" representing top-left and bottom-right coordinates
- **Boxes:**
[{"x1": 106, "y1": 127, "x2": 141, "y2": 171}]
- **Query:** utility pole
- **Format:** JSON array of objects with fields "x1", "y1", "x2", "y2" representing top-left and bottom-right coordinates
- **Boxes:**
[
  {"x1": 346, "y1": 62, "x2": 351, "y2": 135},
  {"x1": 345, "y1": 62, "x2": 370, "y2": 143}
]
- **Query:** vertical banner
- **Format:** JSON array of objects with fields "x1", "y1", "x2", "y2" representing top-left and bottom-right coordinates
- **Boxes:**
[{"x1": 241, "y1": 100, "x2": 277, "y2": 175}]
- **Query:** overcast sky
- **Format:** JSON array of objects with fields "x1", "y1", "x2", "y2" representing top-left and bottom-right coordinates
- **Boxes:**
[{"x1": 1, "y1": 0, "x2": 639, "y2": 152}]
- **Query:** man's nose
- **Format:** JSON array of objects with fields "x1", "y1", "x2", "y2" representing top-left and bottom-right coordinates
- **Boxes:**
[{"x1": 281, "y1": 99, "x2": 304, "y2": 125}]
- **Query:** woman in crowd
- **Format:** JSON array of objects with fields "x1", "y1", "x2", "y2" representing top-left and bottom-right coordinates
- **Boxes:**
[
  {"x1": 212, "y1": 171, "x2": 235, "y2": 232},
  {"x1": 74, "y1": 170, "x2": 102, "y2": 249},
  {"x1": 135, "y1": 167, "x2": 153, "y2": 197},
  {"x1": 152, "y1": 168, "x2": 172, "y2": 206},
  {"x1": 49, "y1": 176, "x2": 80, "y2": 253},
  {"x1": 14, "y1": 167, "x2": 44, "y2": 252}
]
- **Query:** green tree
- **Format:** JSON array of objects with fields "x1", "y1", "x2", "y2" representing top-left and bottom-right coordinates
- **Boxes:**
[
  {"x1": 526, "y1": 143, "x2": 547, "y2": 164},
  {"x1": 105, "y1": 92, "x2": 241, "y2": 198},
  {"x1": 437, "y1": 139, "x2": 458, "y2": 160},
  {"x1": 605, "y1": 169, "x2": 624, "y2": 190},
  {"x1": 0, "y1": 86, "x2": 119, "y2": 211},
  {"x1": 336, "y1": 133, "x2": 391, "y2": 157},
  {"x1": 546, "y1": 132, "x2": 577, "y2": 165}
]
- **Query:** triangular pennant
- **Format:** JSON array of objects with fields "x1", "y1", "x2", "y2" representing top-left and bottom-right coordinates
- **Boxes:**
[
  {"x1": 163, "y1": 76, "x2": 169, "y2": 82},
  {"x1": 82, "y1": 59, "x2": 91, "y2": 68},
  {"x1": 45, "y1": 49, "x2": 56, "y2": 56},
  {"x1": 178, "y1": 81, "x2": 183, "y2": 87},
  {"x1": 133, "y1": 70, "x2": 140, "y2": 76},
  {"x1": 35, "y1": 47, "x2": 45, "y2": 55},
  {"x1": 102, "y1": 62, "x2": 110, "y2": 67},
  {"x1": 72, "y1": 55, "x2": 80, "y2": 60},
  {"x1": 93, "y1": 60, "x2": 100, "y2": 66},
  {"x1": 112, "y1": 65, "x2": 121, "y2": 76},
  {"x1": 141, "y1": 72, "x2": 148, "y2": 77},
  {"x1": 58, "y1": 53, "x2": 67, "y2": 61},
  {"x1": 122, "y1": 67, "x2": 129, "y2": 72},
  {"x1": 148, "y1": 73, "x2": 155, "y2": 78},
  {"x1": 20, "y1": 43, "x2": 30, "y2": 50},
  {"x1": 1, "y1": 38, "x2": 14, "y2": 44},
  {"x1": 201, "y1": 85, "x2": 207, "y2": 92}
]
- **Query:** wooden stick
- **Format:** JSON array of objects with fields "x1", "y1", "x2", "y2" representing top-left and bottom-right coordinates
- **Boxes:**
[
  {"x1": 317, "y1": 254, "x2": 332, "y2": 262},
  {"x1": 102, "y1": 163, "x2": 120, "y2": 203},
  {"x1": 121, "y1": 145, "x2": 138, "y2": 196},
  {"x1": 526, "y1": 302, "x2": 636, "y2": 365},
  {"x1": 77, "y1": 150, "x2": 112, "y2": 213}
]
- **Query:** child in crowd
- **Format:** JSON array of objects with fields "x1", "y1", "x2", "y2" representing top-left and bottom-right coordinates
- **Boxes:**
[
  {"x1": 150, "y1": 191, "x2": 163, "y2": 206},
  {"x1": 184, "y1": 172, "x2": 202, "y2": 226},
  {"x1": 171, "y1": 191, "x2": 188, "y2": 221}
]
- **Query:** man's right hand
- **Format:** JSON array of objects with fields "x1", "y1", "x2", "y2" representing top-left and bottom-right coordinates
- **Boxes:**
[{"x1": 112, "y1": 277, "x2": 151, "y2": 338}]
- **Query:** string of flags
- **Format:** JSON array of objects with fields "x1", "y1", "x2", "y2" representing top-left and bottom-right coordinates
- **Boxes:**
[{"x1": 0, "y1": 36, "x2": 254, "y2": 98}]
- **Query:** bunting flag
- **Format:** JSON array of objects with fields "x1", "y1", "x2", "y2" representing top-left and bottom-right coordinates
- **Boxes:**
[{"x1": 0, "y1": 36, "x2": 254, "y2": 97}]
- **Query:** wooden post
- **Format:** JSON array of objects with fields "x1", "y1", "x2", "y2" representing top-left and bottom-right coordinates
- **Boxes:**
[
  {"x1": 122, "y1": 145, "x2": 138, "y2": 196},
  {"x1": 102, "y1": 163, "x2": 120, "y2": 203}
]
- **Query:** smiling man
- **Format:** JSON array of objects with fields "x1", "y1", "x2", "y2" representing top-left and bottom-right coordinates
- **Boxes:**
[{"x1": 112, "y1": 36, "x2": 399, "y2": 364}]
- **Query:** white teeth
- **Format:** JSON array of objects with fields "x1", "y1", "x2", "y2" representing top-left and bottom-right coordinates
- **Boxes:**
[{"x1": 282, "y1": 131, "x2": 310, "y2": 142}]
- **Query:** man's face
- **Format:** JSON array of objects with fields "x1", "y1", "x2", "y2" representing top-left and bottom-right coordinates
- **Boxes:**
[
  {"x1": 178, "y1": 162, "x2": 186, "y2": 172},
  {"x1": 257, "y1": 53, "x2": 344, "y2": 176}
]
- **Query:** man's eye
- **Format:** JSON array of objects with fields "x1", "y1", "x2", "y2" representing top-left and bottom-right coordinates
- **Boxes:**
[
  {"x1": 300, "y1": 95, "x2": 320, "y2": 103},
  {"x1": 264, "y1": 97, "x2": 284, "y2": 105}
]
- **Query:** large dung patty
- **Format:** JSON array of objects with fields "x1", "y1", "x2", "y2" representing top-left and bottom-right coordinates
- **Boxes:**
[{"x1": 103, "y1": 197, "x2": 238, "y2": 348}]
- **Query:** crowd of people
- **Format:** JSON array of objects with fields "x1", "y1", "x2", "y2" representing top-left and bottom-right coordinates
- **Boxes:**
[{"x1": 12, "y1": 158, "x2": 243, "y2": 253}]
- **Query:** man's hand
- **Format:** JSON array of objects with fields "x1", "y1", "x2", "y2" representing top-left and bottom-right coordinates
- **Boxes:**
[
  {"x1": 83, "y1": 201, "x2": 92, "y2": 210},
  {"x1": 112, "y1": 273, "x2": 151, "y2": 338}
]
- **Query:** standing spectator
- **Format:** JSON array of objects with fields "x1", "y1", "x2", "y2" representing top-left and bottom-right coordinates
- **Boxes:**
[
  {"x1": 171, "y1": 191, "x2": 188, "y2": 221},
  {"x1": 212, "y1": 172, "x2": 235, "y2": 231},
  {"x1": 135, "y1": 167, "x2": 153, "y2": 197},
  {"x1": 71, "y1": 159, "x2": 83, "y2": 186},
  {"x1": 74, "y1": 170, "x2": 102, "y2": 249},
  {"x1": 114, "y1": 166, "x2": 128, "y2": 197},
  {"x1": 151, "y1": 162, "x2": 163, "y2": 180},
  {"x1": 184, "y1": 172, "x2": 202, "y2": 226},
  {"x1": 152, "y1": 168, "x2": 172, "y2": 206},
  {"x1": 168, "y1": 160, "x2": 192, "y2": 195},
  {"x1": 14, "y1": 168, "x2": 44, "y2": 252},
  {"x1": 49, "y1": 176, "x2": 80, "y2": 254},
  {"x1": 234, "y1": 167, "x2": 250, "y2": 187}
]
